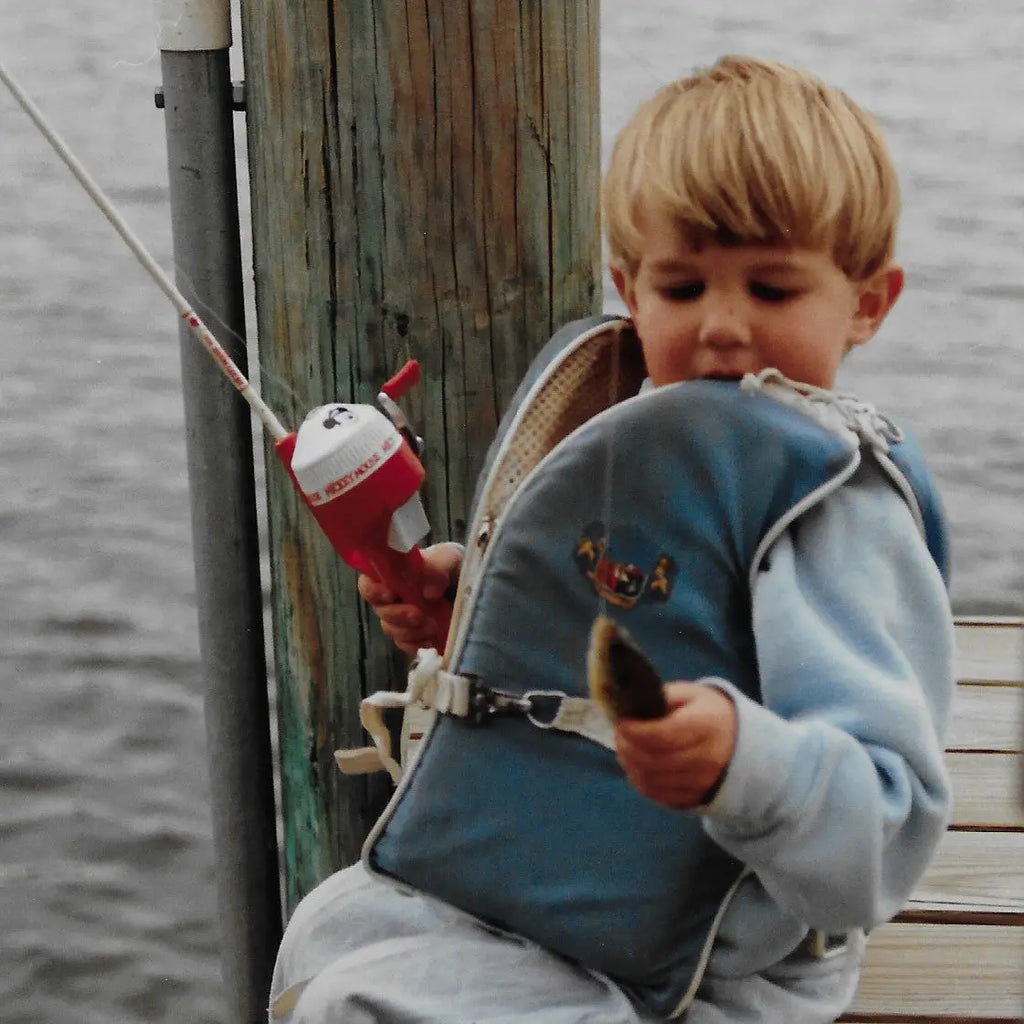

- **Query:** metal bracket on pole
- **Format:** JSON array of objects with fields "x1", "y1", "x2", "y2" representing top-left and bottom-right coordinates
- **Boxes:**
[{"x1": 154, "y1": 81, "x2": 245, "y2": 111}]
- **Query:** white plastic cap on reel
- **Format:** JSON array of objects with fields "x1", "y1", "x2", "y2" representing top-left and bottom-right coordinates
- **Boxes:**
[
  {"x1": 289, "y1": 402, "x2": 429, "y2": 553},
  {"x1": 290, "y1": 403, "x2": 401, "y2": 504}
]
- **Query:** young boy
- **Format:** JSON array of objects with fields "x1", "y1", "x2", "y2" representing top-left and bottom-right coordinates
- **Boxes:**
[{"x1": 269, "y1": 56, "x2": 954, "y2": 1023}]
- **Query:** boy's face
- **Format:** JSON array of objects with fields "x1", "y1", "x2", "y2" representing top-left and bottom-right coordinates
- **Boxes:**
[{"x1": 611, "y1": 210, "x2": 903, "y2": 389}]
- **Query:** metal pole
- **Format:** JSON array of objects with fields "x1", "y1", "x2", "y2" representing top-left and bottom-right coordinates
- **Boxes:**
[{"x1": 156, "y1": 4, "x2": 282, "y2": 1022}]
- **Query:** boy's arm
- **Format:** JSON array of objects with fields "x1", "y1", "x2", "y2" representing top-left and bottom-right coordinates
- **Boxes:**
[{"x1": 700, "y1": 461, "x2": 955, "y2": 932}]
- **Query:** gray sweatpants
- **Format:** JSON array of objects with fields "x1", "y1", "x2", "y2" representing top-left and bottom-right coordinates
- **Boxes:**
[{"x1": 269, "y1": 863, "x2": 864, "y2": 1023}]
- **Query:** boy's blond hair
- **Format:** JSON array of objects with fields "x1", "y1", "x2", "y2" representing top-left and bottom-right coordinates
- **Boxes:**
[{"x1": 602, "y1": 56, "x2": 900, "y2": 281}]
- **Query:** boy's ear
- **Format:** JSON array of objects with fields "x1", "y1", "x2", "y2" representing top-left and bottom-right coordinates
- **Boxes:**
[
  {"x1": 849, "y1": 263, "x2": 904, "y2": 347},
  {"x1": 610, "y1": 265, "x2": 638, "y2": 316}
]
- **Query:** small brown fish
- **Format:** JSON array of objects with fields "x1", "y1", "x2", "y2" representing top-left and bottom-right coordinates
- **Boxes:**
[{"x1": 587, "y1": 615, "x2": 667, "y2": 721}]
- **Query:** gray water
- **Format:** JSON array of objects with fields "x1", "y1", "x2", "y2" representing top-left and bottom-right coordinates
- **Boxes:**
[{"x1": 1, "y1": 3, "x2": 1021, "y2": 1022}]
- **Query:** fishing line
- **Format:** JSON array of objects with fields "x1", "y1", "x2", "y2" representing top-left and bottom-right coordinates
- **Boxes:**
[
  {"x1": 111, "y1": 42, "x2": 161, "y2": 72},
  {"x1": 596, "y1": 330, "x2": 623, "y2": 622},
  {"x1": 168, "y1": 259, "x2": 302, "y2": 408},
  {"x1": 602, "y1": 38, "x2": 668, "y2": 92},
  {"x1": 0, "y1": 57, "x2": 289, "y2": 442}
]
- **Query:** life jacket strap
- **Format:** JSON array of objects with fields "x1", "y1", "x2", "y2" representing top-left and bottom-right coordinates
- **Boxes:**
[{"x1": 336, "y1": 648, "x2": 615, "y2": 782}]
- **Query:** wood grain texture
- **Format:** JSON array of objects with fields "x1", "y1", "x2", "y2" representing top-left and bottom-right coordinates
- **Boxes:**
[
  {"x1": 908, "y1": 830, "x2": 1024, "y2": 913},
  {"x1": 844, "y1": 1014, "x2": 1021, "y2": 1023},
  {"x1": 241, "y1": 0, "x2": 601, "y2": 910},
  {"x1": 947, "y1": 683, "x2": 1022, "y2": 752},
  {"x1": 854, "y1": 620, "x2": 1023, "y2": 1020},
  {"x1": 953, "y1": 618, "x2": 1024, "y2": 684},
  {"x1": 947, "y1": 752, "x2": 1023, "y2": 829},
  {"x1": 851, "y1": 923, "x2": 1024, "y2": 1017}
]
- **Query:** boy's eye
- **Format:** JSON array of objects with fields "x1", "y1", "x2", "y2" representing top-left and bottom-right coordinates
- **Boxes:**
[
  {"x1": 661, "y1": 282, "x2": 704, "y2": 301},
  {"x1": 750, "y1": 282, "x2": 792, "y2": 302}
]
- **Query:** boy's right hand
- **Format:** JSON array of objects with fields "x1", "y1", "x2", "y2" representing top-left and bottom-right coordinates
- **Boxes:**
[{"x1": 357, "y1": 542, "x2": 463, "y2": 655}]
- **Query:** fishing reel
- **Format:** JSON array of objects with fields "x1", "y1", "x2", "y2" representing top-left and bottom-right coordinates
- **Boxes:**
[
  {"x1": 274, "y1": 361, "x2": 452, "y2": 649},
  {"x1": 0, "y1": 60, "x2": 451, "y2": 650}
]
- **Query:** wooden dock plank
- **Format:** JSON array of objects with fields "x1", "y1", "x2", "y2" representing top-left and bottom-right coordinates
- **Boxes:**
[
  {"x1": 947, "y1": 752, "x2": 1023, "y2": 829},
  {"x1": 844, "y1": 1018, "x2": 1020, "y2": 1023},
  {"x1": 948, "y1": 683, "x2": 1022, "y2": 752},
  {"x1": 850, "y1": 619, "x2": 1022, "y2": 1021},
  {"x1": 851, "y1": 923, "x2": 1024, "y2": 1017},
  {"x1": 908, "y1": 830, "x2": 1024, "y2": 913},
  {"x1": 953, "y1": 618, "x2": 1024, "y2": 684},
  {"x1": 845, "y1": 1014, "x2": 1020, "y2": 1023}
]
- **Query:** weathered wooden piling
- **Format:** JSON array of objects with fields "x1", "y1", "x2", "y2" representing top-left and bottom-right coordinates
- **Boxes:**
[{"x1": 240, "y1": 1, "x2": 601, "y2": 911}]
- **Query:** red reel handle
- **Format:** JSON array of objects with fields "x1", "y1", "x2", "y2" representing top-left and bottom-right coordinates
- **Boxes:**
[
  {"x1": 380, "y1": 359, "x2": 421, "y2": 400},
  {"x1": 274, "y1": 432, "x2": 452, "y2": 650},
  {"x1": 360, "y1": 544, "x2": 452, "y2": 650}
]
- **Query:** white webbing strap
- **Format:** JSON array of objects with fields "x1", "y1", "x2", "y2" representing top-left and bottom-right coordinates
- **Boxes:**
[
  {"x1": 335, "y1": 649, "x2": 617, "y2": 782},
  {"x1": 525, "y1": 693, "x2": 616, "y2": 750},
  {"x1": 335, "y1": 648, "x2": 457, "y2": 783}
]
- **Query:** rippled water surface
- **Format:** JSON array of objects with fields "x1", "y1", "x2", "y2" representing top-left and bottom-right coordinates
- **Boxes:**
[{"x1": 1, "y1": 2, "x2": 1021, "y2": 1021}]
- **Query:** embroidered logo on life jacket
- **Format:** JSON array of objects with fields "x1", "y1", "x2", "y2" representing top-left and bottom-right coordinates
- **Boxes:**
[{"x1": 573, "y1": 521, "x2": 676, "y2": 608}]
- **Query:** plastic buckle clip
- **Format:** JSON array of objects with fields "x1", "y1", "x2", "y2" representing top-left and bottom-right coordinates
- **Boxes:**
[{"x1": 468, "y1": 681, "x2": 532, "y2": 725}]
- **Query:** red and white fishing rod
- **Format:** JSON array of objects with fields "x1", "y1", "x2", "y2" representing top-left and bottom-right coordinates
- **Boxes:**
[{"x1": 0, "y1": 58, "x2": 451, "y2": 647}]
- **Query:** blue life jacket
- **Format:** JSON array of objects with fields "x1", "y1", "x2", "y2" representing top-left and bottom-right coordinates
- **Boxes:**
[{"x1": 363, "y1": 317, "x2": 949, "y2": 1017}]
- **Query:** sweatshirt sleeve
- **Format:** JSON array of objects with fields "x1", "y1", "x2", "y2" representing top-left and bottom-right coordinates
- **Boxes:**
[{"x1": 701, "y1": 459, "x2": 956, "y2": 932}]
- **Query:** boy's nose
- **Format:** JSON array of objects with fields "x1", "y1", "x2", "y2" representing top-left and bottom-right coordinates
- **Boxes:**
[{"x1": 698, "y1": 302, "x2": 751, "y2": 347}]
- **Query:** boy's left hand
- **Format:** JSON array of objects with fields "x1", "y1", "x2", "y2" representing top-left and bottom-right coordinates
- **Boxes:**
[{"x1": 614, "y1": 683, "x2": 737, "y2": 809}]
